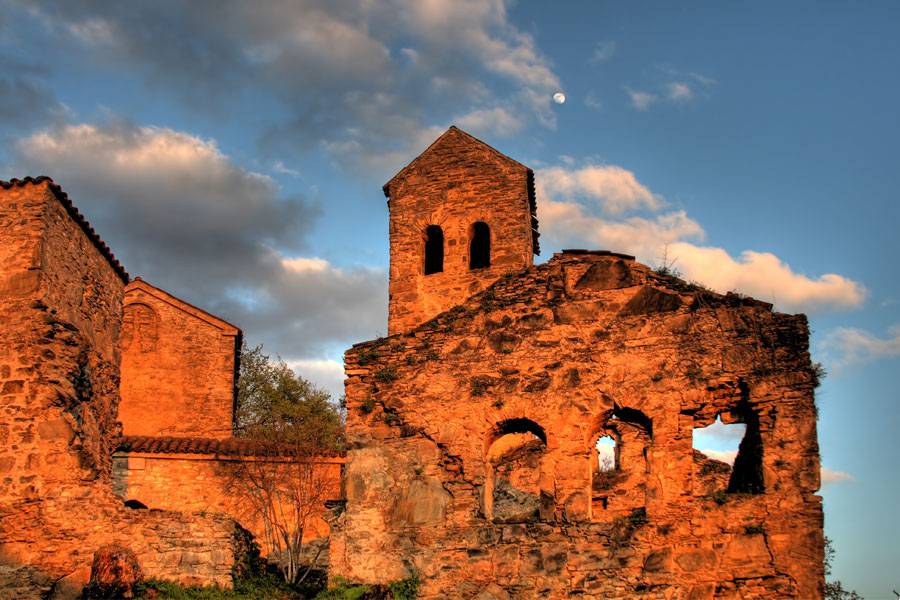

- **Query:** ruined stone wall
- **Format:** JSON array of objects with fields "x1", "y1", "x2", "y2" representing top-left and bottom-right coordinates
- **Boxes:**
[
  {"x1": 333, "y1": 251, "x2": 825, "y2": 599},
  {"x1": 112, "y1": 449, "x2": 342, "y2": 556},
  {"x1": 0, "y1": 179, "x2": 238, "y2": 597},
  {"x1": 119, "y1": 280, "x2": 239, "y2": 438},
  {"x1": 386, "y1": 127, "x2": 536, "y2": 334}
]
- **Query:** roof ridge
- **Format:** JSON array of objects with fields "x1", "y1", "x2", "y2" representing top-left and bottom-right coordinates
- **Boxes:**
[
  {"x1": 115, "y1": 434, "x2": 346, "y2": 458},
  {"x1": 1, "y1": 176, "x2": 129, "y2": 282}
]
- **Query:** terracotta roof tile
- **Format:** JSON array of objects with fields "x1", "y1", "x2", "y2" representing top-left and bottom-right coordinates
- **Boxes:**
[
  {"x1": 0, "y1": 176, "x2": 129, "y2": 282},
  {"x1": 115, "y1": 435, "x2": 345, "y2": 458}
]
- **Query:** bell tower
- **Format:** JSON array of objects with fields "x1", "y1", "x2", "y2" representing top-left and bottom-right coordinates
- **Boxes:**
[{"x1": 383, "y1": 126, "x2": 539, "y2": 334}]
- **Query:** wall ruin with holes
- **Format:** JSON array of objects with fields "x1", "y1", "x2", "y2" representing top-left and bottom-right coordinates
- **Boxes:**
[
  {"x1": 118, "y1": 279, "x2": 240, "y2": 439},
  {"x1": 0, "y1": 179, "x2": 239, "y2": 598},
  {"x1": 331, "y1": 250, "x2": 825, "y2": 599}
]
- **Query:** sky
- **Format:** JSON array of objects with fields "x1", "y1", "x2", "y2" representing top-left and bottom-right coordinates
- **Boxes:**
[{"x1": 1, "y1": 1, "x2": 898, "y2": 595}]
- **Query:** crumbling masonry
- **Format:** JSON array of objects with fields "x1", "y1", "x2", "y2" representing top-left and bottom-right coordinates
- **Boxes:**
[{"x1": 330, "y1": 127, "x2": 825, "y2": 598}]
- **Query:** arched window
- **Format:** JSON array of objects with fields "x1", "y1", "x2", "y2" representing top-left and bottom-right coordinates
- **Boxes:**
[
  {"x1": 484, "y1": 418, "x2": 549, "y2": 522},
  {"x1": 469, "y1": 222, "x2": 491, "y2": 270},
  {"x1": 590, "y1": 407, "x2": 652, "y2": 519},
  {"x1": 424, "y1": 225, "x2": 444, "y2": 275}
]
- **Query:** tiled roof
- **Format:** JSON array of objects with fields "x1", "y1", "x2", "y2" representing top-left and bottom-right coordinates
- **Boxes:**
[
  {"x1": 115, "y1": 435, "x2": 345, "y2": 458},
  {"x1": 0, "y1": 176, "x2": 129, "y2": 282}
]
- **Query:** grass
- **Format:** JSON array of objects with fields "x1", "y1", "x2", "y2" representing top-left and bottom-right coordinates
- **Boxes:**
[
  {"x1": 315, "y1": 576, "x2": 419, "y2": 600},
  {"x1": 132, "y1": 575, "x2": 301, "y2": 599},
  {"x1": 126, "y1": 574, "x2": 420, "y2": 600}
]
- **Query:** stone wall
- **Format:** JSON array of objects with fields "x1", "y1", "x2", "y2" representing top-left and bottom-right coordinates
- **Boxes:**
[
  {"x1": 332, "y1": 251, "x2": 825, "y2": 599},
  {"x1": 385, "y1": 126, "x2": 537, "y2": 334},
  {"x1": 112, "y1": 441, "x2": 342, "y2": 559},
  {"x1": 119, "y1": 278, "x2": 240, "y2": 438},
  {"x1": 0, "y1": 178, "x2": 239, "y2": 598}
]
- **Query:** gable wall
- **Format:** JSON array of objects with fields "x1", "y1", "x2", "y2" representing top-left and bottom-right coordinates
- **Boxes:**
[
  {"x1": 119, "y1": 285, "x2": 238, "y2": 438},
  {"x1": 387, "y1": 130, "x2": 534, "y2": 334}
]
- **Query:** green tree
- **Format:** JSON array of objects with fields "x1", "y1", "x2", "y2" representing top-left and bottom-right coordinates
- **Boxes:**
[
  {"x1": 235, "y1": 344, "x2": 343, "y2": 452},
  {"x1": 229, "y1": 344, "x2": 344, "y2": 584}
]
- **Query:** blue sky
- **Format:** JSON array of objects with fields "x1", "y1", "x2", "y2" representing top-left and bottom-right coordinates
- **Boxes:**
[{"x1": 1, "y1": 1, "x2": 898, "y2": 595}]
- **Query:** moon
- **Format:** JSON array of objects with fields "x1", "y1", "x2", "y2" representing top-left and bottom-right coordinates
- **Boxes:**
[{"x1": 553, "y1": 92, "x2": 566, "y2": 104}]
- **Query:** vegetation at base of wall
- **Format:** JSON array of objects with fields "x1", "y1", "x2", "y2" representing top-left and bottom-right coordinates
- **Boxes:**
[
  {"x1": 128, "y1": 570, "x2": 328, "y2": 599},
  {"x1": 315, "y1": 576, "x2": 419, "y2": 600},
  {"x1": 132, "y1": 577, "x2": 288, "y2": 599}
]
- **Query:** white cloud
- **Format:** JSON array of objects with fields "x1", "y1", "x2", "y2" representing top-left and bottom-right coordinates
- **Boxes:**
[
  {"x1": 65, "y1": 17, "x2": 116, "y2": 45},
  {"x1": 14, "y1": 120, "x2": 387, "y2": 358},
  {"x1": 536, "y1": 165, "x2": 663, "y2": 214},
  {"x1": 456, "y1": 106, "x2": 523, "y2": 137},
  {"x1": 670, "y1": 243, "x2": 867, "y2": 313},
  {"x1": 287, "y1": 358, "x2": 346, "y2": 401},
  {"x1": 626, "y1": 69, "x2": 715, "y2": 110},
  {"x1": 667, "y1": 81, "x2": 693, "y2": 102},
  {"x1": 626, "y1": 88, "x2": 657, "y2": 111},
  {"x1": 281, "y1": 257, "x2": 330, "y2": 273},
  {"x1": 820, "y1": 324, "x2": 900, "y2": 367},
  {"x1": 590, "y1": 40, "x2": 616, "y2": 64},
  {"x1": 584, "y1": 93, "x2": 603, "y2": 111},
  {"x1": 272, "y1": 160, "x2": 301, "y2": 177},
  {"x1": 698, "y1": 449, "x2": 738, "y2": 465},
  {"x1": 535, "y1": 161, "x2": 866, "y2": 314},
  {"x1": 821, "y1": 467, "x2": 854, "y2": 486},
  {"x1": 21, "y1": 0, "x2": 561, "y2": 175}
]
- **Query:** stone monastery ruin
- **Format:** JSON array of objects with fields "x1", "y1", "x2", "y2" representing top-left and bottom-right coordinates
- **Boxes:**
[{"x1": 1, "y1": 126, "x2": 825, "y2": 598}]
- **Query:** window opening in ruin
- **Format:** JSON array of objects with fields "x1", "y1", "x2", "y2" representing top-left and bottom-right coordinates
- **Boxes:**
[
  {"x1": 469, "y1": 221, "x2": 491, "y2": 270},
  {"x1": 424, "y1": 225, "x2": 444, "y2": 275},
  {"x1": 590, "y1": 408, "x2": 652, "y2": 520},
  {"x1": 485, "y1": 418, "x2": 548, "y2": 523},
  {"x1": 596, "y1": 435, "x2": 617, "y2": 472},
  {"x1": 692, "y1": 409, "x2": 764, "y2": 496},
  {"x1": 592, "y1": 435, "x2": 618, "y2": 509}
]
